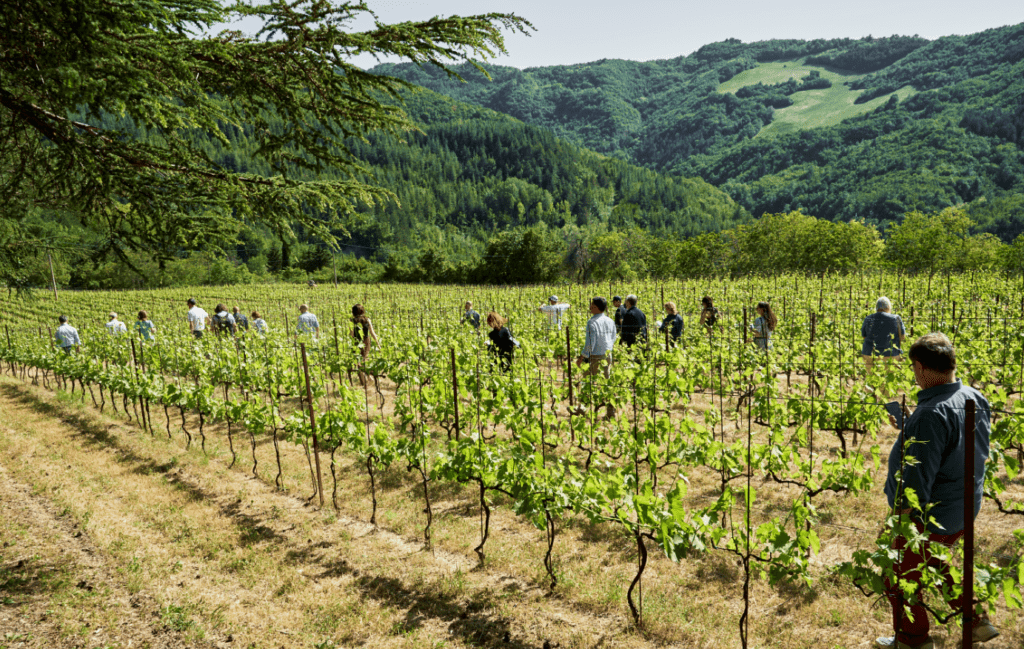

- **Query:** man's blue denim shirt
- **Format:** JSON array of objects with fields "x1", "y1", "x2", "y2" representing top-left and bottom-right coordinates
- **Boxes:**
[{"x1": 885, "y1": 379, "x2": 990, "y2": 534}]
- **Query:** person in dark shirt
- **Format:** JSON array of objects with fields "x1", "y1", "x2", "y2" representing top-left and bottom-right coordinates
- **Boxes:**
[
  {"x1": 874, "y1": 333, "x2": 998, "y2": 649},
  {"x1": 232, "y1": 306, "x2": 249, "y2": 331},
  {"x1": 612, "y1": 296, "x2": 625, "y2": 333},
  {"x1": 619, "y1": 294, "x2": 648, "y2": 349},
  {"x1": 658, "y1": 301, "x2": 683, "y2": 346},
  {"x1": 485, "y1": 311, "x2": 515, "y2": 373},
  {"x1": 862, "y1": 296, "x2": 906, "y2": 371},
  {"x1": 699, "y1": 295, "x2": 719, "y2": 336}
]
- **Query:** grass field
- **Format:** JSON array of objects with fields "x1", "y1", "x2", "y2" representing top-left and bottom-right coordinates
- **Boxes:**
[{"x1": 717, "y1": 59, "x2": 918, "y2": 136}]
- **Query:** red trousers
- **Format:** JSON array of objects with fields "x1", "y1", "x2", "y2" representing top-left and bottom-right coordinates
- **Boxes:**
[{"x1": 885, "y1": 525, "x2": 971, "y2": 645}]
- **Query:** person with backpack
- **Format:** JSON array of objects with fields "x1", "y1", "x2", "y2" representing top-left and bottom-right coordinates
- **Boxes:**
[
  {"x1": 699, "y1": 296, "x2": 719, "y2": 336},
  {"x1": 211, "y1": 303, "x2": 236, "y2": 335}
]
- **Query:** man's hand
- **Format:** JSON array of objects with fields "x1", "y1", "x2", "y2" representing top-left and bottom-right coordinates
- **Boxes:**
[{"x1": 575, "y1": 356, "x2": 586, "y2": 367}]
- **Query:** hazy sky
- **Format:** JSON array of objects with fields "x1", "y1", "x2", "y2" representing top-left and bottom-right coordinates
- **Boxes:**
[{"x1": 324, "y1": 0, "x2": 1022, "y2": 69}]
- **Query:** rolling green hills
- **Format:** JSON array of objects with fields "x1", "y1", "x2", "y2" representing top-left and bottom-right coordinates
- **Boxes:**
[
  {"x1": 716, "y1": 60, "x2": 917, "y2": 136},
  {"x1": 374, "y1": 24, "x2": 1024, "y2": 235}
]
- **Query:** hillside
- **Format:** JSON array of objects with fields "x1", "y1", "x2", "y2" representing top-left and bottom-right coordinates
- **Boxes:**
[{"x1": 374, "y1": 24, "x2": 1024, "y2": 236}]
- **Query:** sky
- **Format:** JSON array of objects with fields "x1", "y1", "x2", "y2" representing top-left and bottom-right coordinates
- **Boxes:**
[{"x1": 319, "y1": 0, "x2": 1024, "y2": 69}]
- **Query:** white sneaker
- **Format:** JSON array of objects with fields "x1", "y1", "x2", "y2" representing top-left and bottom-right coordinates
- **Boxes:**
[{"x1": 873, "y1": 637, "x2": 934, "y2": 649}]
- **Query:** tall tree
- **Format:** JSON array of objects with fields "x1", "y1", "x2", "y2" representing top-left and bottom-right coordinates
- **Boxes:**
[{"x1": 0, "y1": 0, "x2": 531, "y2": 280}]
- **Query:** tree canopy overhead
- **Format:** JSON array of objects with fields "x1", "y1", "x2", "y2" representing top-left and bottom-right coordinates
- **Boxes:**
[{"x1": 0, "y1": 0, "x2": 531, "y2": 279}]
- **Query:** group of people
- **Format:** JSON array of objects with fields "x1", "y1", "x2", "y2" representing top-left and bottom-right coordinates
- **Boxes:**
[{"x1": 186, "y1": 299, "x2": 269, "y2": 338}]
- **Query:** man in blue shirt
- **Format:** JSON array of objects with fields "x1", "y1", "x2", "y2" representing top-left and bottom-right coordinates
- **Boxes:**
[
  {"x1": 575, "y1": 297, "x2": 616, "y2": 379},
  {"x1": 876, "y1": 333, "x2": 998, "y2": 649},
  {"x1": 54, "y1": 315, "x2": 80, "y2": 354},
  {"x1": 461, "y1": 301, "x2": 481, "y2": 329}
]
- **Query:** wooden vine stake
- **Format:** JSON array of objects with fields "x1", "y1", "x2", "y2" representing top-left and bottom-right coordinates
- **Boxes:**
[
  {"x1": 300, "y1": 343, "x2": 325, "y2": 508},
  {"x1": 962, "y1": 399, "x2": 976, "y2": 649}
]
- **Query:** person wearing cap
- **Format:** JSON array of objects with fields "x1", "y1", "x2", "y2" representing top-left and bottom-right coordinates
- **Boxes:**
[
  {"x1": 54, "y1": 315, "x2": 80, "y2": 354},
  {"x1": 186, "y1": 298, "x2": 210, "y2": 339},
  {"x1": 537, "y1": 295, "x2": 570, "y2": 331},
  {"x1": 873, "y1": 332, "x2": 997, "y2": 649},
  {"x1": 612, "y1": 296, "x2": 626, "y2": 333},
  {"x1": 105, "y1": 312, "x2": 127, "y2": 336},
  {"x1": 862, "y1": 296, "x2": 906, "y2": 371}
]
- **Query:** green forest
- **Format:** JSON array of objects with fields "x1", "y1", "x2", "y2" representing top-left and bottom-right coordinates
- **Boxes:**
[
  {"x1": 377, "y1": 23, "x2": 1024, "y2": 236},
  {"x1": 8, "y1": 6, "x2": 1024, "y2": 289}
]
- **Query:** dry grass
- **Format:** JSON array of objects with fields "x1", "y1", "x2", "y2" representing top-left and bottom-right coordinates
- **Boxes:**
[{"x1": 0, "y1": 366, "x2": 1021, "y2": 649}]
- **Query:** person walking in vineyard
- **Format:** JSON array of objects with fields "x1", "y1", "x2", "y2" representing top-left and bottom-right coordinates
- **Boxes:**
[
  {"x1": 351, "y1": 304, "x2": 380, "y2": 385},
  {"x1": 538, "y1": 295, "x2": 569, "y2": 332},
  {"x1": 485, "y1": 312, "x2": 516, "y2": 373},
  {"x1": 54, "y1": 315, "x2": 80, "y2": 354},
  {"x1": 232, "y1": 306, "x2": 249, "y2": 332},
  {"x1": 874, "y1": 333, "x2": 997, "y2": 649},
  {"x1": 186, "y1": 298, "x2": 209, "y2": 339},
  {"x1": 135, "y1": 311, "x2": 156, "y2": 341},
  {"x1": 612, "y1": 295, "x2": 626, "y2": 333},
  {"x1": 862, "y1": 296, "x2": 906, "y2": 371},
  {"x1": 212, "y1": 304, "x2": 237, "y2": 336},
  {"x1": 658, "y1": 301, "x2": 683, "y2": 346},
  {"x1": 105, "y1": 312, "x2": 127, "y2": 336},
  {"x1": 297, "y1": 304, "x2": 320, "y2": 338},
  {"x1": 699, "y1": 296, "x2": 719, "y2": 336},
  {"x1": 619, "y1": 294, "x2": 648, "y2": 349},
  {"x1": 461, "y1": 301, "x2": 481, "y2": 329},
  {"x1": 251, "y1": 311, "x2": 268, "y2": 334},
  {"x1": 575, "y1": 296, "x2": 616, "y2": 379},
  {"x1": 750, "y1": 301, "x2": 777, "y2": 350}
]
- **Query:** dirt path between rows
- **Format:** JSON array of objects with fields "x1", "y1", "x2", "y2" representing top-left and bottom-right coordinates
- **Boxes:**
[{"x1": 0, "y1": 377, "x2": 638, "y2": 649}]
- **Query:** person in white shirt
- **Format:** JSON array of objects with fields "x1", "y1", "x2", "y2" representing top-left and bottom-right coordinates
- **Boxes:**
[
  {"x1": 186, "y1": 298, "x2": 210, "y2": 339},
  {"x1": 297, "y1": 304, "x2": 320, "y2": 337},
  {"x1": 105, "y1": 312, "x2": 127, "y2": 336},
  {"x1": 573, "y1": 296, "x2": 617, "y2": 419},
  {"x1": 55, "y1": 315, "x2": 80, "y2": 354},
  {"x1": 537, "y1": 295, "x2": 570, "y2": 331}
]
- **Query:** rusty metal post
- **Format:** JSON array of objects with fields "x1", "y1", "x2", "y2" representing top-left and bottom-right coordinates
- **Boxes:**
[{"x1": 962, "y1": 399, "x2": 976, "y2": 649}]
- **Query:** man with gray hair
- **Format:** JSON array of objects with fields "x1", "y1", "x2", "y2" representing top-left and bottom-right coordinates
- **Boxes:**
[
  {"x1": 874, "y1": 332, "x2": 997, "y2": 649},
  {"x1": 861, "y1": 296, "x2": 906, "y2": 371},
  {"x1": 105, "y1": 312, "x2": 127, "y2": 336}
]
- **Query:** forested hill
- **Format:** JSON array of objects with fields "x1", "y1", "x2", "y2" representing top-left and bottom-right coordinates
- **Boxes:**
[
  {"x1": 373, "y1": 23, "x2": 1024, "y2": 238},
  {"x1": 340, "y1": 89, "x2": 748, "y2": 254}
]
